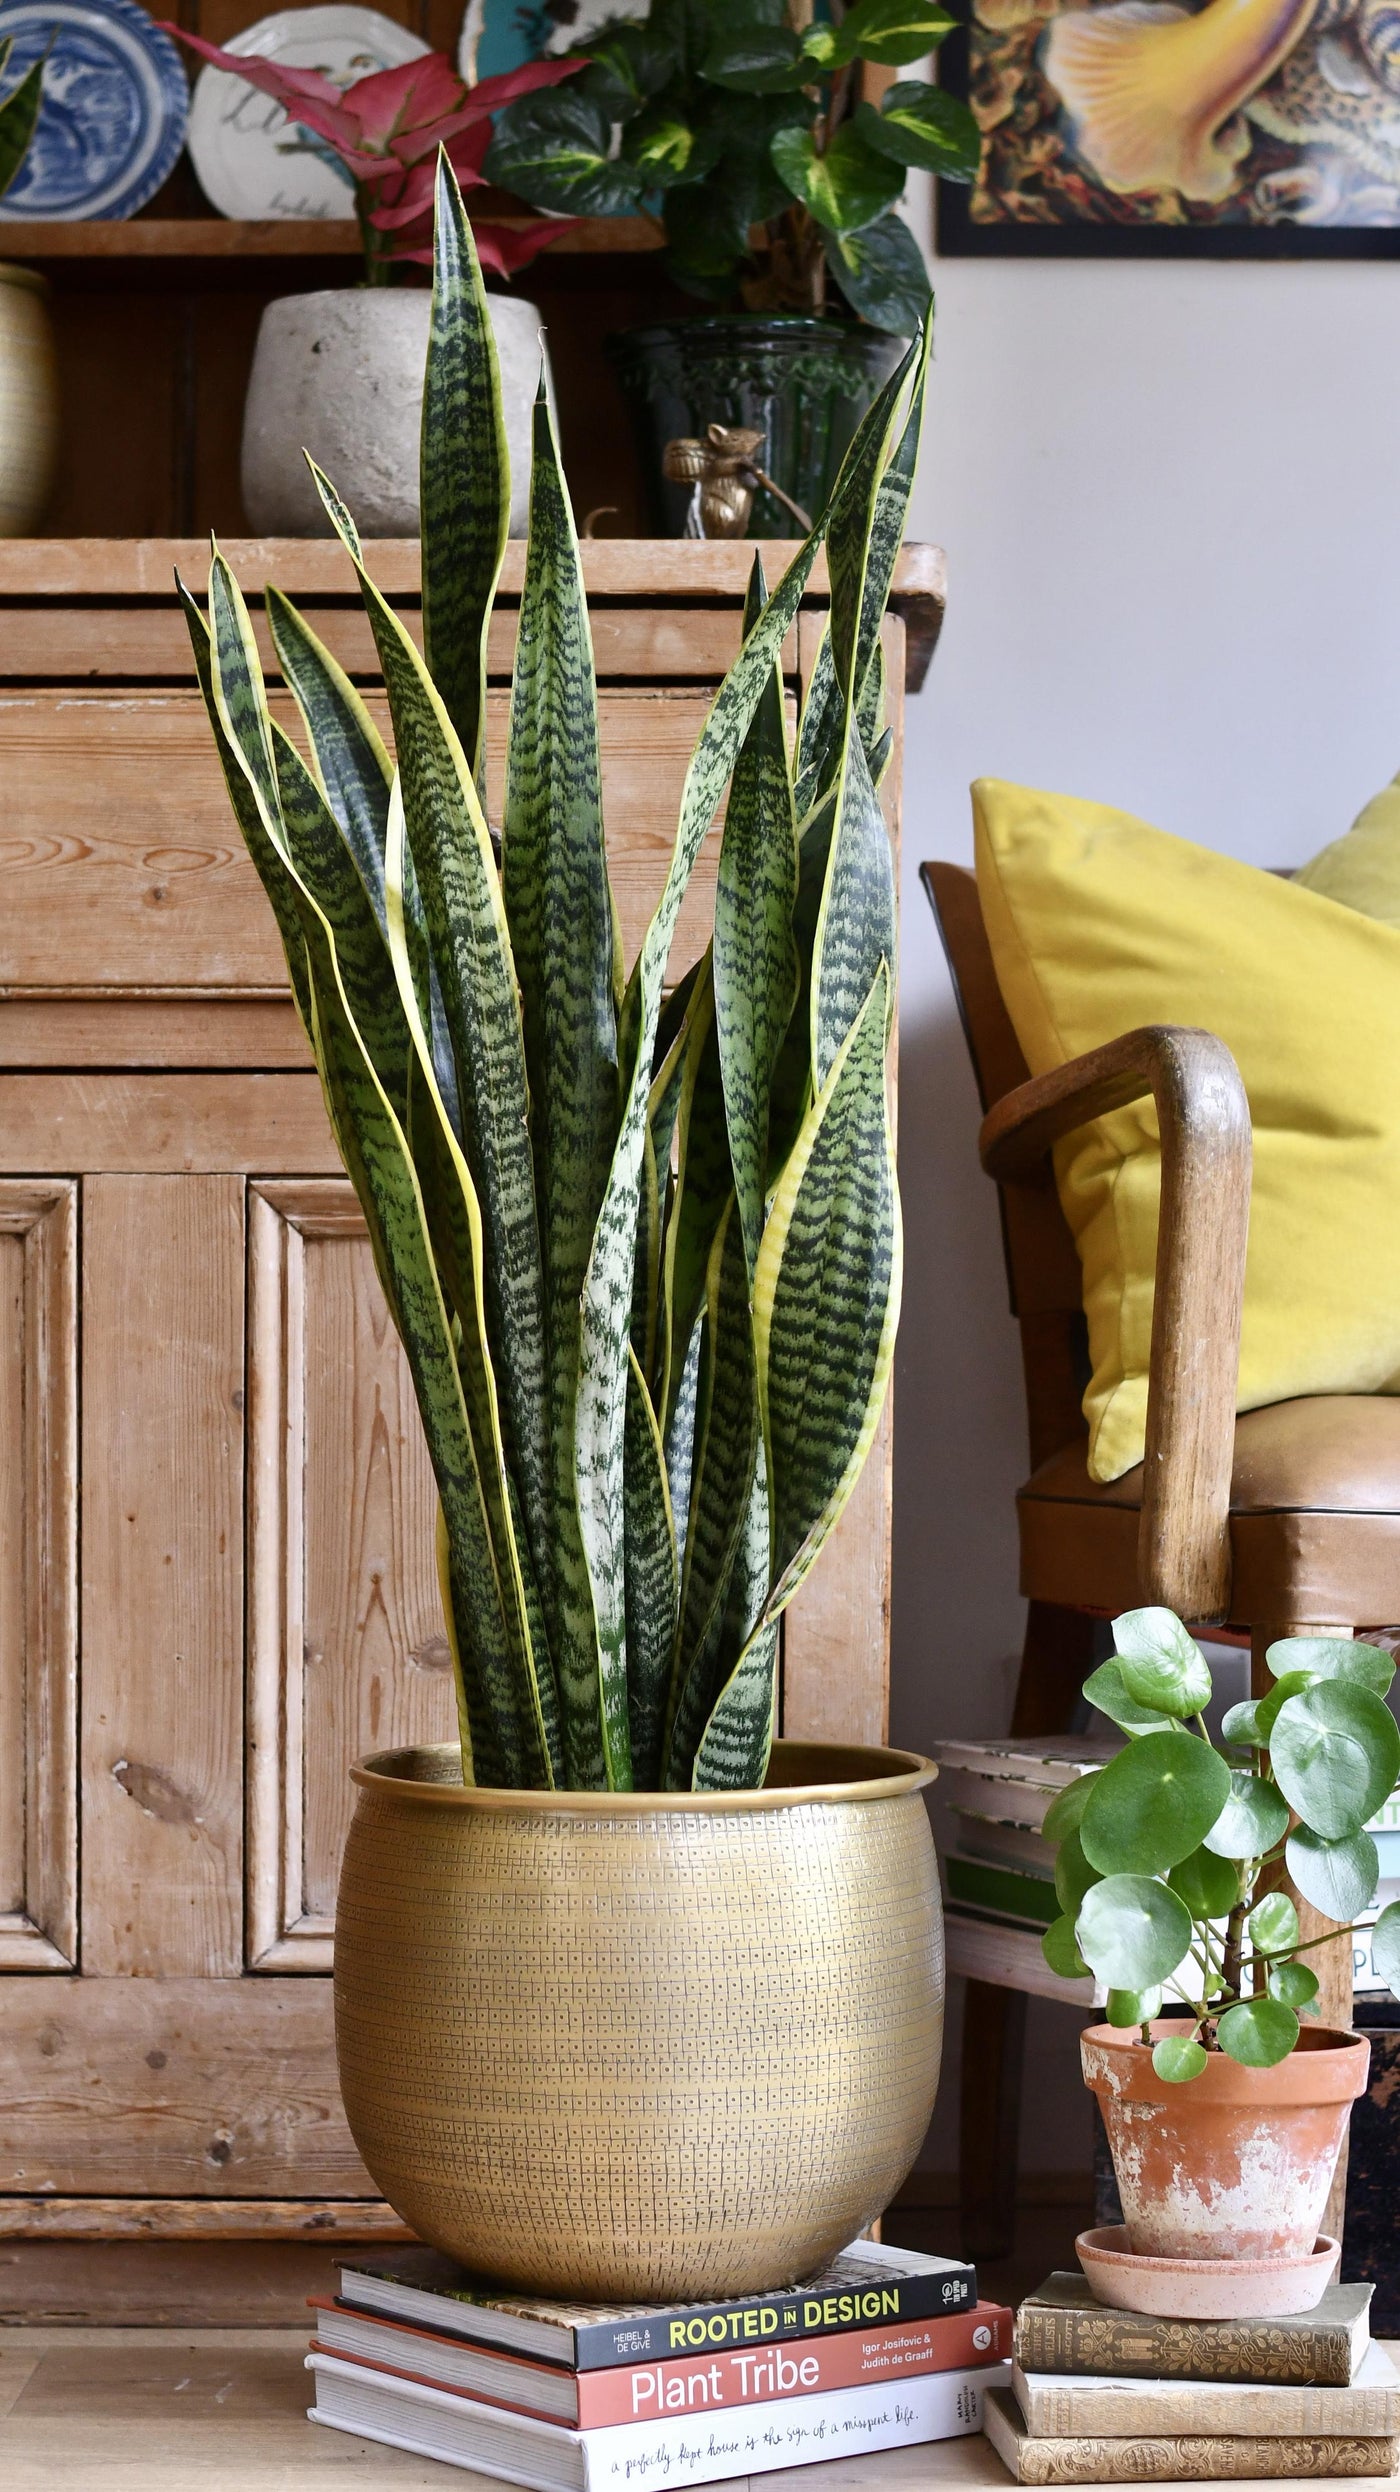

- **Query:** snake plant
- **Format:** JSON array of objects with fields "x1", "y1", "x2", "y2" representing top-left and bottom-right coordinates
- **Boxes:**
[{"x1": 181, "y1": 157, "x2": 920, "y2": 1792}]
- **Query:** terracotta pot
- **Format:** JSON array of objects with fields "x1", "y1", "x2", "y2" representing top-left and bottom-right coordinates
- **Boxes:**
[
  {"x1": 334, "y1": 1737, "x2": 944, "y2": 2300},
  {"x1": 1083, "y1": 2020, "x2": 1371, "y2": 2263},
  {"x1": 0, "y1": 265, "x2": 58, "y2": 536}
]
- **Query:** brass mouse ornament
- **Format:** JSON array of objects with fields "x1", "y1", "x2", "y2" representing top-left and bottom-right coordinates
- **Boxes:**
[{"x1": 662, "y1": 423, "x2": 812, "y2": 538}]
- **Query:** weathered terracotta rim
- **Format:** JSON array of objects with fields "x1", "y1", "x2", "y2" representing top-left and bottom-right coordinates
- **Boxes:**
[
  {"x1": 351, "y1": 1736, "x2": 937, "y2": 1812},
  {"x1": 1077, "y1": 2224, "x2": 1340, "y2": 2279},
  {"x1": 1082, "y1": 2019, "x2": 1370, "y2": 2104}
]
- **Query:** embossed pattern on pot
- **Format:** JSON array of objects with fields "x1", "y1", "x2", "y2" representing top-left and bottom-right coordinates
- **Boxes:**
[{"x1": 334, "y1": 1741, "x2": 944, "y2": 2299}]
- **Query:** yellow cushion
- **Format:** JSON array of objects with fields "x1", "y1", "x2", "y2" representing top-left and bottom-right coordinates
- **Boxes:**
[
  {"x1": 973, "y1": 778, "x2": 1400, "y2": 1483},
  {"x1": 1296, "y1": 772, "x2": 1400, "y2": 927}
]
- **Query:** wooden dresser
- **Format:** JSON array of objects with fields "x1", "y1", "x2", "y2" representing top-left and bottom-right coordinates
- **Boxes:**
[{"x1": 0, "y1": 537, "x2": 944, "y2": 2322}]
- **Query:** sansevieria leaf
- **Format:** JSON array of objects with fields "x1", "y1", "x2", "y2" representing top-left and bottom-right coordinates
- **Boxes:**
[
  {"x1": 622, "y1": 1349, "x2": 680, "y2": 1789},
  {"x1": 809, "y1": 718, "x2": 896, "y2": 1088},
  {"x1": 265, "y1": 587, "x2": 393, "y2": 923},
  {"x1": 665, "y1": 1199, "x2": 760, "y2": 1782}
]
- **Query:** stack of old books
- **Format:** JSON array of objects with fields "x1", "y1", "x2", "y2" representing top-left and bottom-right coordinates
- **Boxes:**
[
  {"x1": 983, "y1": 2271, "x2": 1398, "y2": 2482},
  {"x1": 306, "y1": 2236, "x2": 1014, "y2": 2483}
]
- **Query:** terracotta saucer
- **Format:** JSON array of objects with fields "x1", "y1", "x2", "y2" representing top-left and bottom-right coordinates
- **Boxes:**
[{"x1": 1076, "y1": 2225, "x2": 1341, "y2": 2319}]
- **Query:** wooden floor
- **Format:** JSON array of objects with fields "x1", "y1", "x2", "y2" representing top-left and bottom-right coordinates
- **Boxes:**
[{"x1": 0, "y1": 2330, "x2": 1396, "y2": 2490}]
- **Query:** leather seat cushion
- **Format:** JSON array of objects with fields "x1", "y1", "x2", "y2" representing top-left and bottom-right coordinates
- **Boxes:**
[{"x1": 1019, "y1": 1397, "x2": 1400, "y2": 1626}]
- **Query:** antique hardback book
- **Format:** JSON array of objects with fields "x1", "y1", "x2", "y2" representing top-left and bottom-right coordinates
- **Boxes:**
[
  {"x1": 982, "y1": 2386, "x2": 1399, "y2": 2484},
  {"x1": 1010, "y1": 2344, "x2": 1400, "y2": 2439},
  {"x1": 1014, "y1": 2274, "x2": 1374, "y2": 2385}
]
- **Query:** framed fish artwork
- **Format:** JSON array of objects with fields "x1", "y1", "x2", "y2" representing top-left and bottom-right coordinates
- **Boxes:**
[{"x1": 935, "y1": 0, "x2": 1400, "y2": 250}]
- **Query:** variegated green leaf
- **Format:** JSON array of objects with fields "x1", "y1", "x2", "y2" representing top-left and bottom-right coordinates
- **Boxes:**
[
  {"x1": 265, "y1": 586, "x2": 393, "y2": 919},
  {"x1": 757, "y1": 963, "x2": 900, "y2": 1614},
  {"x1": 715, "y1": 556, "x2": 800, "y2": 1285},
  {"x1": 0, "y1": 51, "x2": 44, "y2": 200},
  {"x1": 827, "y1": 326, "x2": 927, "y2": 704},
  {"x1": 810, "y1": 718, "x2": 896, "y2": 1089},
  {"x1": 501, "y1": 379, "x2": 619, "y2": 1785},
  {"x1": 689, "y1": 1436, "x2": 777, "y2": 1790},
  {"x1": 660, "y1": 966, "x2": 730, "y2": 1432},
  {"x1": 576, "y1": 527, "x2": 826, "y2": 1787},
  {"x1": 664, "y1": 1201, "x2": 759, "y2": 1785},
  {"x1": 623, "y1": 1348, "x2": 679, "y2": 1790},
  {"x1": 420, "y1": 152, "x2": 511, "y2": 787},
  {"x1": 268, "y1": 724, "x2": 408, "y2": 1116},
  {"x1": 665, "y1": 1308, "x2": 703, "y2": 1577}
]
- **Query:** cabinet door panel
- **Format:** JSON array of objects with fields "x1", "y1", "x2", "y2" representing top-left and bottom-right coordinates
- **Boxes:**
[
  {"x1": 246, "y1": 1182, "x2": 451, "y2": 1973},
  {"x1": 0, "y1": 1183, "x2": 77, "y2": 1970}
]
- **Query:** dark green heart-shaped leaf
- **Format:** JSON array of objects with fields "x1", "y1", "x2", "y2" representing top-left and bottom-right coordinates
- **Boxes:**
[
  {"x1": 1077, "y1": 1874, "x2": 1193, "y2": 1988},
  {"x1": 1247, "y1": 1891, "x2": 1300, "y2": 1955},
  {"x1": 1222, "y1": 1698, "x2": 1265, "y2": 1747},
  {"x1": 1217, "y1": 1995, "x2": 1299, "y2": 2067},
  {"x1": 486, "y1": 91, "x2": 646, "y2": 217},
  {"x1": 855, "y1": 82, "x2": 981, "y2": 177},
  {"x1": 1204, "y1": 1770, "x2": 1290, "y2": 1860},
  {"x1": 1042, "y1": 1914, "x2": 1090, "y2": 1979},
  {"x1": 823, "y1": 212, "x2": 930, "y2": 333},
  {"x1": 1373, "y1": 1899, "x2": 1400, "y2": 1991},
  {"x1": 622, "y1": 105, "x2": 723, "y2": 188},
  {"x1": 1083, "y1": 1658, "x2": 1174, "y2": 1738},
  {"x1": 1270, "y1": 1679, "x2": 1400, "y2": 1839},
  {"x1": 1268, "y1": 1959, "x2": 1320, "y2": 2009},
  {"x1": 840, "y1": 0, "x2": 960, "y2": 65},
  {"x1": 1169, "y1": 1844, "x2": 1239, "y2": 1918},
  {"x1": 1043, "y1": 1771, "x2": 1100, "y2": 1844},
  {"x1": 1286, "y1": 1826, "x2": 1379, "y2": 1922},
  {"x1": 1054, "y1": 1825, "x2": 1102, "y2": 1918},
  {"x1": 770, "y1": 123, "x2": 905, "y2": 233},
  {"x1": 1111, "y1": 1606, "x2": 1213, "y2": 1720},
  {"x1": 703, "y1": 26, "x2": 811, "y2": 87},
  {"x1": 1267, "y1": 1636, "x2": 1396, "y2": 1697},
  {"x1": 1153, "y1": 2033, "x2": 1208, "y2": 2081},
  {"x1": 575, "y1": 23, "x2": 678, "y2": 118},
  {"x1": 1107, "y1": 1985, "x2": 1163, "y2": 2027},
  {"x1": 1081, "y1": 1731, "x2": 1232, "y2": 1877}
]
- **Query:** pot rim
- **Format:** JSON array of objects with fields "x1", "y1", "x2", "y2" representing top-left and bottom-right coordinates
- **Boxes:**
[
  {"x1": 1082, "y1": 2018, "x2": 1371, "y2": 2103},
  {"x1": 351, "y1": 1734, "x2": 937, "y2": 1812}
]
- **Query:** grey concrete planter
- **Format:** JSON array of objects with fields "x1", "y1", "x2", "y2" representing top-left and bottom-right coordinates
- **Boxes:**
[{"x1": 241, "y1": 287, "x2": 549, "y2": 538}]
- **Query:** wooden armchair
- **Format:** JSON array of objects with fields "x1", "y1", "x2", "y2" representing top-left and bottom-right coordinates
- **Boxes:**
[{"x1": 923, "y1": 861, "x2": 1389, "y2": 2257}]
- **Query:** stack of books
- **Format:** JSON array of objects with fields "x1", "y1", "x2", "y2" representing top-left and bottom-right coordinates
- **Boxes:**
[
  {"x1": 984, "y1": 2271, "x2": 1398, "y2": 2482},
  {"x1": 306, "y1": 2236, "x2": 1014, "y2": 2484}
]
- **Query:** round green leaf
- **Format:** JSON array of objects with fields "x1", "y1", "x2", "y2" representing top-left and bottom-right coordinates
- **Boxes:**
[
  {"x1": 1268, "y1": 1959, "x2": 1320, "y2": 2009},
  {"x1": 1267, "y1": 1636, "x2": 1396, "y2": 1697},
  {"x1": 1204, "y1": 1769, "x2": 1290, "y2": 1861},
  {"x1": 1247, "y1": 1891, "x2": 1300, "y2": 1955},
  {"x1": 1077, "y1": 1875, "x2": 1193, "y2": 1988},
  {"x1": 1255, "y1": 1671, "x2": 1314, "y2": 1740},
  {"x1": 1221, "y1": 1698, "x2": 1265, "y2": 1747},
  {"x1": 702, "y1": 28, "x2": 811, "y2": 91},
  {"x1": 1168, "y1": 1844, "x2": 1239, "y2": 1918},
  {"x1": 1153, "y1": 2033, "x2": 1208, "y2": 2082},
  {"x1": 1111, "y1": 1606, "x2": 1214, "y2": 1719},
  {"x1": 1082, "y1": 1659, "x2": 1174, "y2": 1738},
  {"x1": 1216, "y1": 1996, "x2": 1300, "y2": 2067},
  {"x1": 840, "y1": 0, "x2": 960, "y2": 67},
  {"x1": 1286, "y1": 1826, "x2": 1379, "y2": 1923},
  {"x1": 1270, "y1": 1680, "x2": 1400, "y2": 1840},
  {"x1": 1041, "y1": 1914, "x2": 1090, "y2": 1979},
  {"x1": 822, "y1": 214, "x2": 929, "y2": 331},
  {"x1": 770, "y1": 123, "x2": 904, "y2": 233},
  {"x1": 1043, "y1": 1772, "x2": 1100, "y2": 1845},
  {"x1": 1107, "y1": 1985, "x2": 1163, "y2": 2026},
  {"x1": 486, "y1": 92, "x2": 646, "y2": 218},
  {"x1": 854, "y1": 83, "x2": 980, "y2": 177},
  {"x1": 1081, "y1": 1731, "x2": 1232, "y2": 1877},
  {"x1": 1373, "y1": 1899, "x2": 1400, "y2": 1992},
  {"x1": 1054, "y1": 1825, "x2": 1101, "y2": 1918}
]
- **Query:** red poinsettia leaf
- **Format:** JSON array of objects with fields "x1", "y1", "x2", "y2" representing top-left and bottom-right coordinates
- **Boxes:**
[
  {"x1": 464, "y1": 55, "x2": 583, "y2": 114},
  {"x1": 475, "y1": 216, "x2": 578, "y2": 274},
  {"x1": 366, "y1": 161, "x2": 437, "y2": 228},
  {"x1": 339, "y1": 51, "x2": 465, "y2": 147},
  {"x1": 391, "y1": 111, "x2": 494, "y2": 170},
  {"x1": 159, "y1": 25, "x2": 363, "y2": 149}
]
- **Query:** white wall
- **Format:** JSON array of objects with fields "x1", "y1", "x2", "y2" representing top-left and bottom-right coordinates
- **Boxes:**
[{"x1": 890, "y1": 256, "x2": 1400, "y2": 2169}]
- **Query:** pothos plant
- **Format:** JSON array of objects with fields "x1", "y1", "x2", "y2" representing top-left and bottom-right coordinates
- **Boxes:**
[
  {"x1": 486, "y1": 0, "x2": 979, "y2": 334},
  {"x1": 1043, "y1": 1607, "x2": 1400, "y2": 2078},
  {"x1": 180, "y1": 155, "x2": 919, "y2": 1793}
]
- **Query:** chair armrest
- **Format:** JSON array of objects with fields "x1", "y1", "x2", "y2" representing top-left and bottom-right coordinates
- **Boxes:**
[{"x1": 981, "y1": 1028, "x2": 1252, "y2": 1625}]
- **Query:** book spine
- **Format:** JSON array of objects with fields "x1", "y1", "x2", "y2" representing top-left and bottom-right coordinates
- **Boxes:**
[
  {"x1": 1004, "y1": 2430, "x2": 1397, "y2": 2484},
  {"x1": 573, "y1": 2264, "x2": 978, "y2": 2370},
  {"x1": 578, "y1": 2363, "x2": 1009, "y2": 2490},
  {"x1": 1013, "y1": 2309, "x2": 1355, "y2": 2387},
  {"x1": 577, "y1": 2306, "x2": 1012, "y2": 2428},
  {"x1": 1013, "y1": 2369, "x2": 1400, "y2": 2439}
]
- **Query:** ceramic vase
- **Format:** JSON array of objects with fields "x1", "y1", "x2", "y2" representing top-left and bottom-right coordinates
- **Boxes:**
[
  {"x1": 334, "y1": 1737, "x2": 945, "y2": 2300},
  {"x1": 0, "y1": 265, "x2": 58, "y2": 536},
  {"x1": 241, "y1": 287, "x2": 550, "y2": 538}
]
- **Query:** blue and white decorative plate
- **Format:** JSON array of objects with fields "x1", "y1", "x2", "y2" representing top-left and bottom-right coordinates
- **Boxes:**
[{"x1": 0, "y1": 0, "x2": 188, "y2": 221}]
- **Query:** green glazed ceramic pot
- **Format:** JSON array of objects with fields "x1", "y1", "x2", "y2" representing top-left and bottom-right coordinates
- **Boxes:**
[{"x1": 608, "y1": 313, "x2": 907, "y2": 539}]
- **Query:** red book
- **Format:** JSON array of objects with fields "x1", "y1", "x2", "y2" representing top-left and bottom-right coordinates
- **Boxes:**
[{"x1": 308, "y1": 2297, "x2": 1013, "y2": 2428}]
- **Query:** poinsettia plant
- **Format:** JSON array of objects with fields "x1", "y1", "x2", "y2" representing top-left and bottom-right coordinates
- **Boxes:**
[
  {"x1": 486, "y1": 0, "x2": 980, "y2": 333},
  {"x1": 166, "y1": 35, "x2": 580, "y2": 280},
  {"x1": 1043, "y1": 1606, "x2": 1400, "y2": 2079}
]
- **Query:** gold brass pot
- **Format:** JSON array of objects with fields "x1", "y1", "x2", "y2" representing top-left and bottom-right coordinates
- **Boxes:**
[{"x1": 335, "y1": 1738, "x2": 943, "y2": 2299}]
